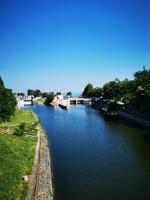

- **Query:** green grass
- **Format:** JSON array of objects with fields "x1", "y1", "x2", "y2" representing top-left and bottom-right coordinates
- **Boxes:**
[
  {"x1": 0, "y1": 110, "x2": 38, "y2": 200},
  {"x1": 0, "y1": 135, "x2": 37, "y2": 200},
  {"x1": 0, "y1": 110, "x2": 37, "y2": 127}
]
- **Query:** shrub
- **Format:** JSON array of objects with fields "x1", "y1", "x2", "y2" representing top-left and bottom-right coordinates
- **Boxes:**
[
  {"x1": 14, "y1": 123, "x2": 26, "y2": 136},
  {"x1": 108, "y1": 100, "x2": 117, "y2": 111}
]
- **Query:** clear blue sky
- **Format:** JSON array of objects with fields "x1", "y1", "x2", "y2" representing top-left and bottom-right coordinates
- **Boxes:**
[{"x1": 0, "y1": 0, "x2": 150, "y2": 93}]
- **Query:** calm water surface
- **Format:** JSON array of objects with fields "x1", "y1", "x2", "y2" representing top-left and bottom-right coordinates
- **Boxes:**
[{"x1": 24, "y1": 104, "x2": 150, "y2": 200}]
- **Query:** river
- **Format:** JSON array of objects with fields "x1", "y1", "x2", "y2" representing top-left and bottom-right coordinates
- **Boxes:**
[{"x1": 23, "y1": 104, "x2": 150, "y2": 200}]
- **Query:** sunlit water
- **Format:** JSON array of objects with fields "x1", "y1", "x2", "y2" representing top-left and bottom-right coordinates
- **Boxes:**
[{"x1": 23, "y1": 104, "x2": 150, "y2": 200}]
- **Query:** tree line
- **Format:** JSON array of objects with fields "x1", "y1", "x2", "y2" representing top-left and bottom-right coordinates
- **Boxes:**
[
  {"x1": 27, "y1": 89, "x2": 72, "y2": 98},
  {"x1": 27, "y1": 89, "x2": 42, "y2": 97},
  {"x1": 82, "y1": 67, "x2": 150, "y2": 119},
  {"x1": 27, "y1": 90, "x2": 73, "y2": 105}
]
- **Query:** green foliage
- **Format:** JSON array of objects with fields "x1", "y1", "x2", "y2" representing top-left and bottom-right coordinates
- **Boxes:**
[
  {"x1": 27, "y1": 89, "x2": 35, "y2": 96},
  {"x1": 27, "y1": 89, "x2": 42, "y2": 97},
  {"x1": 44, "y1": 93, "x2": 54, "y2": 105},
  {"x1": 0, "y1": 109, "x2": 38, "y2": 199},
  {"x1": 134, "y1": 68, "x2": 150, "y2": 86},
  {"x1": 132, "y1": 68, "x2": 150, "y2": 118},
  {"x1": 0, "y1": 110, "x2": 38, "y2": 137},
  {"x1": 0, "y1": 77, "x2": 4, "y2": 90},
  {"x1": 14, "y1": 121, "x2": 38, "y2": 136},
  {"x1": 102, "y1": 80, "x2": 120, "y2": 99},
  {"x1": 0, "y1": 77, "x2": 17, "y2": 122},
  {"x1": 34, "y1": 89, "x2": 41, "y2": 97},
  {"x1": 0, "y1": 110, "x2": 36, "y2": 126},
  {"x1": 14, "y1": 122, "x2": 26, "y2": 136},
  {"x1": 82, "y1": 83, "x2": 94, "y2": 97},
  {"x1": 82, "y1": 84, "x2": 102, "y2": 98},
  {"x1": 42, "y1": 92, "x2": 49, "y2": 97},
  {"x1": 92, "y1": 87, "x2": 102, "y2": 97},
  {"x1": 82, "y1": 67, "x2": 150, "y2": 119},
  {"x1": 67, "y1": 92, "x2": 72, "y2": 96},
  {"x1": 17, "y1": 92, "x2": 25, "y2": 96},
  {"x1": 56, "y1": 92, "x2": 61, "y2": 95},
  {"x1": 134, "y1": 68, "x2": 150, "y2": 96},
  {"x1": 108, "y1": 100, "x2": 117, "y2": 111},
  {"x1": 123, "y1": 93, "x2": 134, "y2": 105}
]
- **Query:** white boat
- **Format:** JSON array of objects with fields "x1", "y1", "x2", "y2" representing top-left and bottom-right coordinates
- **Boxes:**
[{"x1": 59, "y1": 99, "x2": 70, "y2": 109}]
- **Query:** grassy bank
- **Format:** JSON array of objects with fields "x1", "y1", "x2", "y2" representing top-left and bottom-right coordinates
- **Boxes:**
[
  {"x1": 0, "y1": 109, "x2": 38, "y2": 200},
  {"x1": 0, "y1": 109, "x2": 36, "y2": 126}
]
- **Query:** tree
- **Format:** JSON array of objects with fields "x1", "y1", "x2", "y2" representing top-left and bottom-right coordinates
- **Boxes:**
[
  {"x1": 67, "y1": 92, "x2": 72, "y2": 96},
  {"x1": 17, "y1": 93, "x2": 25, "y2": 96},
  {"x1": 0, "y1": 77, "x2": 16, "y2": 122},
  {"x1": 102, "y1": 80, "x2": 120, "y2": 99},
  {"x1": 34, "y1": 89, "x2": 41, "y2": 97},
  {"x1": 27, "y1": 89, "x2": 35, "y2": 96},
  {"x1": 0, "y1": 77, "x2": 4, "y2": 89},
  {"x1": 117, "y1": 79, "x2": 136, "y2": 104},
  {"x1": 92, "y1": 87, "x2": 102, "y2": 97},
  {"x1": 82, "y1": 84, "x2": 93, "y2": 97},
  {"x1": 44, "y1": 93, "x2": 54, "y2": 105},
  {"x1": 134, "y1": 68, "x2": 150, "y2": 96},
  {"x1": 56, "y1": 92, "x2": 61, "y2": 95},
  {"x1": 42, "y1": 92, "x2": 49, "y2": 98},
  {"x1": 132, "y1": 68, "x2": 150, "y2": 118}
]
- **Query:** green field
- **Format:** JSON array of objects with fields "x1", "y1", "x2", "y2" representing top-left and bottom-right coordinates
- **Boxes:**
[
  {"x1": 0, "y1": 110, "x2": 38, "y2": 200},
  {"x1": 0, "y1": 109, "x2": 37, "y2": 127}
]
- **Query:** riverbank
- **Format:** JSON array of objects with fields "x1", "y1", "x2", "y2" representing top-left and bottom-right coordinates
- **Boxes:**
[
  {"x1": 91, "y1": 102, "x2": 150, "y2": 129},
  {"x1": 0, "y1": 110, "x2": 38, "y2": 200},
  {"x1": 118, "y1": 111, "x2": 150, "y2": 129},
  {"x1": 27, "y1": 124, "x2": 54, "y2": 200},
  {"x1": 0, "y1": 109, "x2": 54, "y2": 200}
]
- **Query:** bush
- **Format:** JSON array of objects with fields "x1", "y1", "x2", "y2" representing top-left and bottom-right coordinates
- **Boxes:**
[
  {"x1": 108, "y1": 100, "x2": 117, "y2": 111},
  {"x1": 14, "y1": 121, "x2": 39, "y2": 136},
  {"x1": 14, "y1": 123, "x2": 26, "y2": 136}
]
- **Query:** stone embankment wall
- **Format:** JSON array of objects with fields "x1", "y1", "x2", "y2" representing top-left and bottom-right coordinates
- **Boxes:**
[
  {"x1": 118, "y1": 111, "x2": 150, "y2": 129},
  {"x1": 27, "y1": 124, "x2": 54, "y2": 200}
]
